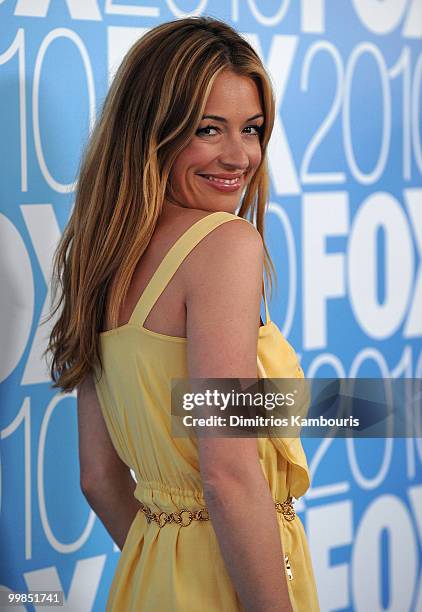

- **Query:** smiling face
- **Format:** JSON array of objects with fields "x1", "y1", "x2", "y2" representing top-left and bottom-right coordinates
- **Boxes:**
[{"x1": 165, "y1": 69, "x2": 265, "y2": 214}]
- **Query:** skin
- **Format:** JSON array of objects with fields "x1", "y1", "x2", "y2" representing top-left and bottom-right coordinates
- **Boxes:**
[
  {"x1": 79, "y1": 69, "x2": 293, "y2": 611},
  {"x1": 164, "y1": 69, "x2": 264, "y2": 215}
]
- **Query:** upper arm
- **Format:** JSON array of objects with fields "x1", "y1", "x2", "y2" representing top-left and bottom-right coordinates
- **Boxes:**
[
  {"x1": 184, "y1": 218, "x2": 264, "y2": 487},
  {"x1": 77, "y1": 373, "x2": 129, "y2": 491},
  {"x1": 186, "y1": 218, "x2": 263, "y2": 379}
]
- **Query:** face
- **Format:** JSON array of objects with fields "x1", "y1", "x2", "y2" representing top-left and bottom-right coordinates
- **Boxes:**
[{"x1": 166, "y1": 70, "x2": 264, "y2": 214}]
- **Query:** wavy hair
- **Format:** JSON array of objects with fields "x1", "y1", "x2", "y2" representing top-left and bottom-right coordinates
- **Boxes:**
[{"x1": 43, "y1": 16, "x2": 277, "y2": 393}]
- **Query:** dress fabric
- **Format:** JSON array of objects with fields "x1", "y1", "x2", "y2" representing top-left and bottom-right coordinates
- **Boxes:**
[{"x1": 93, "y1": 211, "x2": 320, "y2": 612}]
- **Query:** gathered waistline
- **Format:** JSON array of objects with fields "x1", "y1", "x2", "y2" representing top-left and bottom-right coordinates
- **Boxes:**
[{"x1": 138, "y1": 496, "x2": 296, "y2": 528}]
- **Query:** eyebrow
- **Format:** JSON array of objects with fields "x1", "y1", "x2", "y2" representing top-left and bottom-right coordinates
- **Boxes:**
[{"x1": 201, "y1": 113, "x2": 264, "y2": 123}]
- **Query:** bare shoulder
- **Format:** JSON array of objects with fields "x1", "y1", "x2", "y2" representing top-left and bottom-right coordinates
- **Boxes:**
[
  {"x1": 182, "y1": 213, "x2": 264, "y2": 287},
  {"x1": 201, "y1": 213, "x2": 263, "y2": 251}
]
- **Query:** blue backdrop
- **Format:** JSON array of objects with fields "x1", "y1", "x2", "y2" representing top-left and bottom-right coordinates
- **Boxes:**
[{"x1": 1, "y1": 1, "x2": 422, "y2": 610}]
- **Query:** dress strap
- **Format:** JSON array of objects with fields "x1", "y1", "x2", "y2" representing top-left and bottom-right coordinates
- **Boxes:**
[
  {"x1": 262, "y1": 276, "x2": 271, "y2": 325},
  {"x1": 129, "y1": 211, "x2": 250, "y2": 327}
]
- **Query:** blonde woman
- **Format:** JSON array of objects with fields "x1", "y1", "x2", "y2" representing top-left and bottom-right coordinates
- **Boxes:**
[{"x1": 45, "y1": 16, "x2": 319, "y2": 612}]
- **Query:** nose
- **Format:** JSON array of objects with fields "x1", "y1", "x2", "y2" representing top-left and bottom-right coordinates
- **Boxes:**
[{"x1": 218, "y1": 133, "x2": 250, "y2": 171}]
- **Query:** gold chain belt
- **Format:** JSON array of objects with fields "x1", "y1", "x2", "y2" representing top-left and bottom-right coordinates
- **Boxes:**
[{"x1": 138, "y1": 496, "x2": 295, "y2": 529}]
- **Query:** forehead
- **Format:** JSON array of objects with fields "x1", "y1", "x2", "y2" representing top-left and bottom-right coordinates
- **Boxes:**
[{"x1": 204, "y1": 70, "x2": 262, "y2": 114}]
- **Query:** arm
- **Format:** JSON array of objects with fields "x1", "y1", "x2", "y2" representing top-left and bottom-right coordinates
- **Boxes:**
[
  {"x1": 77, "y1": 374, "x2": 140, "y2": 550},
  {"x1": 184, "y1": 219, "x2": 293, "y2": 612}
]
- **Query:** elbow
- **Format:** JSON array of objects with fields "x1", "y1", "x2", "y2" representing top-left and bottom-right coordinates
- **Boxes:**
[
  {"x1": 201, "y1": 451, "x2": 263, "y2": 491},
  {"x1": 201, "y1": 468, "x2": 261, "y2": 501},
  {"x1": 80, "y1": 464, "x2": 136, "y2": 500},
  {"x1": 80, "y1": 472, "x2": 95, "y2": 499},
  {"x1": 79, "y1": 467, "x2": 105, "y2": 499},
  {"x1": 202, "y1": 477, "x2": 253, "y2": 511}
]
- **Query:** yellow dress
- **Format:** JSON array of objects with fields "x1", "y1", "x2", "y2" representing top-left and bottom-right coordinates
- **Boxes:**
[{"x1": 94, "y1": 211, "x2": 320, "y2": 612}]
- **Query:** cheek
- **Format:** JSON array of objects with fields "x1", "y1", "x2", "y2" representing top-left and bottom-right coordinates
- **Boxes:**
[
  {"x1": 170, "y1": 153, "x2": 189, "y2": 184},
  {"x1": 184, "y1": 141, "x2": 212, "y2": 165},
  {"x1": 172, "y1": 146, "x2": 202, "y2": 178},
  {"x1": 251, "y1": 145, "x2": 262, "y2": 169}
]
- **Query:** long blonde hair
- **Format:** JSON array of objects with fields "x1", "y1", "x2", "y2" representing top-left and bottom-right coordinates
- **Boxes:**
[{"x1": 43, "y1": 16, "x2": 277, "y2": 393}]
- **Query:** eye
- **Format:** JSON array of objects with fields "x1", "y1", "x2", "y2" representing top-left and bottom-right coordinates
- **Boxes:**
[
  {"x1": 195, "y1": 125, "x2": 219, "y2": 137},
  {"x1": 195, "y1": 123, "x2": 264, "y2": 138},
  {"x1": 244, "y1": 124, "x2": 264, "y2": 136}
]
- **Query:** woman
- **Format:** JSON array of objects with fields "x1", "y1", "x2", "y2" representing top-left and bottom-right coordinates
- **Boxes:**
[{"x1": 44, "y1": 16, "x2": 319, "y2": 612}]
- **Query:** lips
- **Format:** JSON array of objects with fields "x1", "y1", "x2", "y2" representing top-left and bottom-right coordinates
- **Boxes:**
[
  {"x1": 197, "y1": 173, "x2": 243, "y2": 185},
  {"x1": 197, "y1": 173, "x2": 244, "y2": 193}
]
